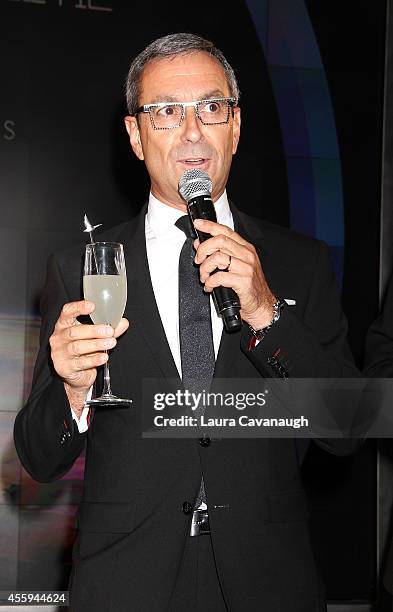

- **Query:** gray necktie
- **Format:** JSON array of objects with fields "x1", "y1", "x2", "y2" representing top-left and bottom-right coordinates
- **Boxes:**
[{"x1": 175, "y1": 215, "x2": 215, "y2": 507}]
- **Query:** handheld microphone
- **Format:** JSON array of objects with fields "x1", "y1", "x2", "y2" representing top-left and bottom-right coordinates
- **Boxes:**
[{"x1": 178, "y1": 169, "x2": 241, "y2": 332}]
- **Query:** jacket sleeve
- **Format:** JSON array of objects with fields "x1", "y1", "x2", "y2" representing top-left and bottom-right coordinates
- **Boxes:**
[
  {"x1": 14, "y1": 255, "x2": 87, "y2": 482},
  {"x1": 241, "y1": 240, "x2": 356, "y2": 378},
  {"x1": 240, "y1": 239, "x2": 361, "y2": 455}
]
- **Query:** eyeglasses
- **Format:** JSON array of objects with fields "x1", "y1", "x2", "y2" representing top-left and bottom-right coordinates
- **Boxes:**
[{"x1": 134, "y1": 97, "x2": 236, "y2": 130}]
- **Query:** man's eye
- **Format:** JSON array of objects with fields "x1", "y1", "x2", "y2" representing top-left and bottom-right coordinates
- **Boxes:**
[
  {"x1": 204, "y1": 102, "x2": 221, "y2": 113},
  {"x1": 157, "y1": 106, "x2": 175, "y2": 116}
]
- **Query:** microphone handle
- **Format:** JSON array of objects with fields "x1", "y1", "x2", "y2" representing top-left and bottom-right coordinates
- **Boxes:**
[{"x1": 187, "y1": 195, "x2": 242, "y2": 332}]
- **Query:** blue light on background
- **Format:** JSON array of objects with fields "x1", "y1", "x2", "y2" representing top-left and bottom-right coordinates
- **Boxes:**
[{"x1": 246, "y1": 0, "x2": 344, "y2": 287}]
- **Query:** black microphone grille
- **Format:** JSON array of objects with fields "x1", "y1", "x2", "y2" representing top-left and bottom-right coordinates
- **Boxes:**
[{"x1": 178, "y1": 169, "x2": 212, "y2": 202}]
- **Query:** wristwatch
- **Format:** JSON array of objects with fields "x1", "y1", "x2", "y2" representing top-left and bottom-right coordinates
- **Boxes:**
[{"x1": 247, "y1": 298, "x2": 285, "y2": 342}]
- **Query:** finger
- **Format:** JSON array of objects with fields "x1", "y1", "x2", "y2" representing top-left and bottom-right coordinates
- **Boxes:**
[
  {"x1": 199, "y1": 252, "x2": 234, "y2": 282},
  {"x1": 193, "y1": 219, "x2": 249, "y2": 245},
  {"x1": 202, "y1": 260, "x2": 253, "y2": 293},
  {"x1": 56, "y1": 300, "x2": 95, "y2": 330},
  {"x1": 114, "y1": 318, "x2": 130, "y2": 338},
  {"x1": 64, "y1": 319, "x2": 129, "y2": 356},
  {"x1": 61, "y1": 323, "x2": 115, "y2": 342},
  {"x1": 203, "y1": 270, "x2": 240, "y2": 293},
  {"x1": 71, "y1": 352, "x2": 108, "y2": 372},
  {"x1": 195, "y1": 234, "x2": 251, "y2": 264},
  {"x1": 67, "y1": 337, "x2": 117, "y2": 358}
]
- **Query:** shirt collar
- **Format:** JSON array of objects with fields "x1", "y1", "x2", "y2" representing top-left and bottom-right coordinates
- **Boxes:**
[{"x1": 146, "y1": 190, "x2": 233, "y2": 238}]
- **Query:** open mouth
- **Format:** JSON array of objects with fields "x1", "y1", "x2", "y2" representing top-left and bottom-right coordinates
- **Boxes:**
[{"x1": 179, "y1": 158, "x2": 209, "y2": 166}]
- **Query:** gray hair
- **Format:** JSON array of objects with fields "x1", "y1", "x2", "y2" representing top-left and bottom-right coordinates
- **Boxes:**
[{"x1": 125, "y1": 33, "x2": 240, "y2": 115}]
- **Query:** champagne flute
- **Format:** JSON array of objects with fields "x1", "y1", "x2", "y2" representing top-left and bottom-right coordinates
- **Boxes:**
[{"x1": 83, "y1": 241, "x2": 132, "y2": 405}]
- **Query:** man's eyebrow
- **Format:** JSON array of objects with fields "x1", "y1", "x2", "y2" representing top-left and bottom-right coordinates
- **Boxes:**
[
  {"x1": 148, "y1": 95, "x2": 181, "y2": 104},
  {"x1": 147, "y1": 90, "x2": 227, "y2": 104},
  {"x1": 198, "y1": 90, "x2": 227, "y2": 100}
]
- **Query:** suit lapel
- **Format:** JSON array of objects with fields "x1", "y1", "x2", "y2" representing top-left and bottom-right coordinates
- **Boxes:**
[{"x1": 116, "y1": 205, "x2": 180, "y2": 385}]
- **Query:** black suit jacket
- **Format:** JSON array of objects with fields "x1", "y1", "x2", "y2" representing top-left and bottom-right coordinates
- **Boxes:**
[{"x1": 14, "y1": 203, "x2": 358, "y2": 611}]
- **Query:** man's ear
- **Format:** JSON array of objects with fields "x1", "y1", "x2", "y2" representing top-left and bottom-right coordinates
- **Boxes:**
[
  {"x1": 232, "y1": 106, "x2": 241, "y2": 155},
  {"x1": 124, "y1": 116, "x2": 144, "y2": 160}
]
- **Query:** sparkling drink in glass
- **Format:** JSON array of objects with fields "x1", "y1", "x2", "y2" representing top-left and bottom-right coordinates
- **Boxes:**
[{"x1": 83, "y1": 241, "x2": 132, "y2": 405}]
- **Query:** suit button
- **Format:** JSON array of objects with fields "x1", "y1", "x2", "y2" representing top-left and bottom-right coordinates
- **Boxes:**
[
  {"x1": 199, "y1": 436, "x2": 211, "y2": 447},
  {"x1": 182, "y1": 501, "x2": 193, "y2": 515}
]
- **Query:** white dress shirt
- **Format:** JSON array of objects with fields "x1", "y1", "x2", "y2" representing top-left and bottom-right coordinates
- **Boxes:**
[{"x1": 71, "y1": 191, "x2": 234, "y2": 432}]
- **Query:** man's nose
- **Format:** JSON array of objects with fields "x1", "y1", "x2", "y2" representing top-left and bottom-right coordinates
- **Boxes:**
[{"x1": 180, "y1": 106, "x2": 203, "y2": 142}]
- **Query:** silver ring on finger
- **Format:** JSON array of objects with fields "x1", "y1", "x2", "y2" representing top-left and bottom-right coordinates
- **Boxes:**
[{"x1": 225, "y1": 255, "x2": 232, "y2": 271}]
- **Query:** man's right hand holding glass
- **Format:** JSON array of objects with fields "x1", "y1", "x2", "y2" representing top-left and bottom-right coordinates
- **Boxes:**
[{"x1": 49, "y1": 300, "x2": 129, "y2": 418}]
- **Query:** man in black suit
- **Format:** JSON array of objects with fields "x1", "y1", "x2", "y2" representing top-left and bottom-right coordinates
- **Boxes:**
[{"x1": 14, "y1": 33, "x2": 358, "y2": 611}]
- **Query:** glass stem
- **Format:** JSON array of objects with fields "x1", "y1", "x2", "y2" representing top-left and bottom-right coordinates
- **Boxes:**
[{"x1": 102, "y1": 351, "x2": 112, "y2": 396}]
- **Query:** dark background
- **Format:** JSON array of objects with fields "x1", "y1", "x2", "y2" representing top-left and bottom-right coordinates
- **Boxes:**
[
  {"x1": 306, "y1": 0, "x2": 386, "y2": 365},
  {"x1": 304, "y1": 1, "x2": 386, "y2": 605},
  {"x1": 0, "y1": 0, "x2": 387, "y2": 607}
]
